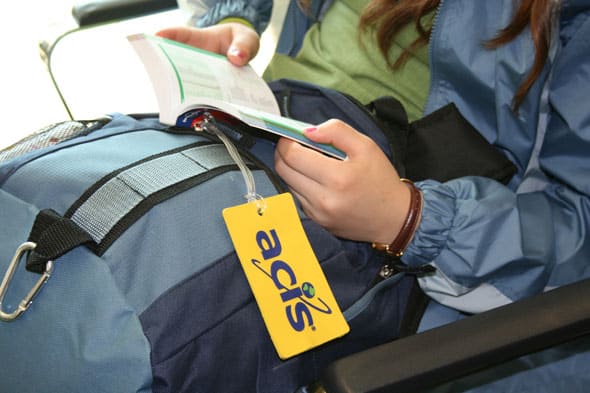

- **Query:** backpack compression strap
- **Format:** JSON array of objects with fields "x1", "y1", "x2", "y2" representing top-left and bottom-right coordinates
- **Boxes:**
[
  {"x1": 26, "y1": 209, "x2": 94, "y2": 274},
  {"x1": 64, "y1": 142, "x2": 241, "y2": 255},
  {"x1": 24, "y1": 142, "x2": 245, "y2": 275}
]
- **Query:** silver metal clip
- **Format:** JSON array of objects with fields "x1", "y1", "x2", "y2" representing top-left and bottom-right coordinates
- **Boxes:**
[{"x1": 0, "y1": 242, "x2": 53, "y2": 322}]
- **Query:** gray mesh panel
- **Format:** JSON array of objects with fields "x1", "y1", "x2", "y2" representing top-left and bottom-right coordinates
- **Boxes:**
[
  {"x1": 70, "y1": 144, "x2": 234, "y2": 243},
  {"x1": 119, "y1": 153, "x2": 206, "y2": 197},
  {"x1": 71, "y1": 178, "x2": 143, "y2": 242},
  {"x1": 182, "y1": 144, "x2": 236, "y2": 168}
]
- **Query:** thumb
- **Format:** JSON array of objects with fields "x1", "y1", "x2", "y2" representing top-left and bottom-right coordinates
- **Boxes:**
[
  {"x1": 225, "y1": 24, "x2": 260, "y2": 66},
  {"x1": 227, "y1": 45, "x2": 252, "y2": 66},
  {"x1": 304, "y1": 119, "x2": 372, "y2": 160}
]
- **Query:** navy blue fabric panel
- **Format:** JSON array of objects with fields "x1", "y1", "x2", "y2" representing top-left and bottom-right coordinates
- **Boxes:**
[{"x1": 140, "y1": 218, "x2": 413, "y2": 393}]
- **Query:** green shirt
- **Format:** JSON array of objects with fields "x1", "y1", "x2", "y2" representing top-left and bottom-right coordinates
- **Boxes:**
[{"x1": 263, "y1": 0, "x2": 432, "y2": 122}]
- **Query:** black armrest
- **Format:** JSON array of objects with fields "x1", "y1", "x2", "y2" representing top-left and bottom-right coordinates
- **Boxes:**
[
  {"x1": 72, "y1": 0, "x2": 178, "y2": 27},
  {"x1": 320, "y1": 278, "x2": 590, "y2": 393}
]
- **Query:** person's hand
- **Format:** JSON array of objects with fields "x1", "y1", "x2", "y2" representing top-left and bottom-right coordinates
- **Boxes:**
[
  {"x1": 157, "y1": 23, "x2": 260, "y2": 66},
  {"x1": 274, "y1": 120, "x2": 412, "y2": 244}
]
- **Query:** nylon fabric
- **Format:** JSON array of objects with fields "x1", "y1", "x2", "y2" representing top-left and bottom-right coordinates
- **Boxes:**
[
  {"x1": 191, "y1": 1, "x2": 590, "y2": 391},
  {"x1": 69, "y1": 144, "x2": 233, "y2": 243},
  {"x1": 101, "y1": 169, "x2": 280, "y2": 314},
  {"x1": 0, "y1": 189, "x2": 153, "y2": 393},
  {"x1": 25, "y1": 209, "x2": 94, "y2": 274},
  {"x1": 1, "y1": 129, "x2": 207, "y2": 213},
  {"x1": 140, "y1": 225, "x2": 414, "y2": 392},
  {"x1": 0, "y1": 113, "x2": 412, "y2": 393}
]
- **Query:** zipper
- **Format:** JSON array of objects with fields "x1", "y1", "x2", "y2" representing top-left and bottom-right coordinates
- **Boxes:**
[{"x1": 423, "y1": 0, "x2": 444, "y2": 116}]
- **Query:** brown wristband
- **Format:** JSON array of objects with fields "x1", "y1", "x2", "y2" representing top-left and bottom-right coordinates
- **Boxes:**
[{"x1": 372, "y1": 178, "x2": 423, "y2": 257}]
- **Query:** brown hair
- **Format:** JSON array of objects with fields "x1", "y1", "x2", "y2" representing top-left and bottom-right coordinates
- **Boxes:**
[{"x1": 359, "y1": 0, "x2": 559, "y2": 109}]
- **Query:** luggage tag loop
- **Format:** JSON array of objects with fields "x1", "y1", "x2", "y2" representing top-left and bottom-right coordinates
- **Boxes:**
[
  {"x1": 0, "y1": 242, "x2": 53, "y2": 322},
  {"x1": 193, "y1": 111, "x2": 266, "y2": 215}
]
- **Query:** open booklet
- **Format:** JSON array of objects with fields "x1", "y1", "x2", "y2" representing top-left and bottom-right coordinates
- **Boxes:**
[{"x1": 128, "y1": 33, "x2": 345, "y2": 160}]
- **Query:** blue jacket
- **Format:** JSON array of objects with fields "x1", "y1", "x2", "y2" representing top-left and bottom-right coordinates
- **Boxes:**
[
  {"x1": 194, "y1": 0, "x2": 590, "y2": 311},
  {"x1": 191, "y1": 0, "x2": 590, "y2": 389}
]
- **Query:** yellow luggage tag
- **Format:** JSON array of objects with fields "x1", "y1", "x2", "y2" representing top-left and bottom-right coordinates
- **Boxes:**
[{"x1": 223, "y1": 193, "x2": 350, "y2": 359}]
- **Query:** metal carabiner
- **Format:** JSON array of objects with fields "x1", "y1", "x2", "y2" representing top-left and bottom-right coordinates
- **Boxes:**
[{"x1": 0, "y1": 242, "x2": 53, "y2": 322}]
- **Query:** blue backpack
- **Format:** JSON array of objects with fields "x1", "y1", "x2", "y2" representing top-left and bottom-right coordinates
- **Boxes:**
[
  {"x1": 0, "y1": 78, "x2": 515, "y2": 393},
  {"x1": 0, "y1": 80, "x2": 419, "y2": 393}
]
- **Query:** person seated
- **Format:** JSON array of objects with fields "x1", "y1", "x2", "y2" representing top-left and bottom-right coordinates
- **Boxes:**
[{"x1": 157, "y1": 0, "x2": 590, "y2": 391}]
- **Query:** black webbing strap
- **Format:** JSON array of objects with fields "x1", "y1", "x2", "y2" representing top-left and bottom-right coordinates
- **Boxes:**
[
  {"x1": 25, "y1": 209, "x2": 94, "y2": 274},
  {"x1": 398, "y1": 277, "x2": 431, "y2": 338}
]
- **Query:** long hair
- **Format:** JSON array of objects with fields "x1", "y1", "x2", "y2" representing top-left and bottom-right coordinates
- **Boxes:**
[{"x1": 359, "y1": 0, "x2": 559, "y2": 109}]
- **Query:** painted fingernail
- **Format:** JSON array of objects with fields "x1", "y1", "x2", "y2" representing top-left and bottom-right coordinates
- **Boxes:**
[
  {"x1": 228, "y1": 47, "x2": 245, "y2": 59},
  {"x1": 304, "y1": 126, "x2": 317, "y2": 133}
]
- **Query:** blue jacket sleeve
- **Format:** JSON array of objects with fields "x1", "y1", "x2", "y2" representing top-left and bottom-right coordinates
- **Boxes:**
[
  {"x1": 402, "y1": 15, "x2": 590, "y2": 314},
  {"x1": 182, "y1": 0, "x2": 273, "y2": 34}
]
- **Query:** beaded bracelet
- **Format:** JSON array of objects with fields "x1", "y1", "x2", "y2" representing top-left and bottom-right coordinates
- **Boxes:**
[{"x1": 372, "y1": 178, "x2": 423, "y2": 257}]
